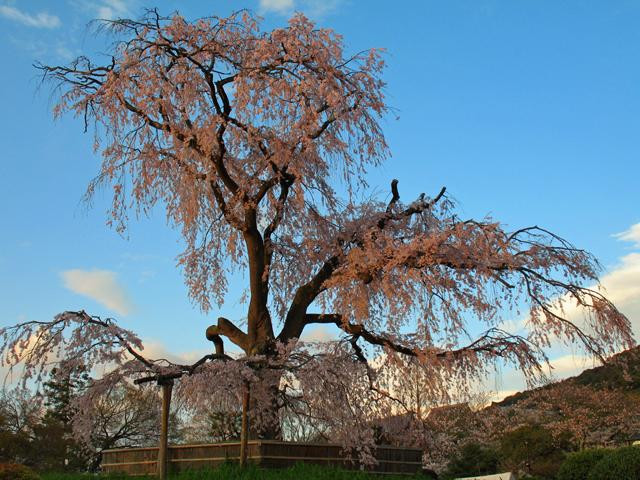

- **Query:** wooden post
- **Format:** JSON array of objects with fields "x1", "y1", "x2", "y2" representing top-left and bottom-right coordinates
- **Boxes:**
[
  {"x1": 158, "y1": 379, "x2": 173, "y2": 480},
  {"x1": 239, "y1": 382, "x2": 250, "y2": 467}
]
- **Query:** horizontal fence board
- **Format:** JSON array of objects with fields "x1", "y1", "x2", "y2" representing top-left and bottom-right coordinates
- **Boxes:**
[{"x1": 102, "y1": 441, "x2": 423, "y2": 476}]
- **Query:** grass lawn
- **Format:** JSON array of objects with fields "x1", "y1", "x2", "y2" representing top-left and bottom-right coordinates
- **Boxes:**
[{"x1": 41, "y1": 463, "x2": 426, "y2": 479}]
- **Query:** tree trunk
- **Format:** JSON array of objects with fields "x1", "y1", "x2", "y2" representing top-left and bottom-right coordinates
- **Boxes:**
[
  {"x1": 248, "y1": 367, "x2": 283, "y2": 440},
  {"x1": 158, "y1": 380, "x2": 173, "y2": 480}
]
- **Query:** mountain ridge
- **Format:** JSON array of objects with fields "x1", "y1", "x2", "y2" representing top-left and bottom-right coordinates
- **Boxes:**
[{"x1": 495, "y1": 345, "x2": 640, "y2": 407}]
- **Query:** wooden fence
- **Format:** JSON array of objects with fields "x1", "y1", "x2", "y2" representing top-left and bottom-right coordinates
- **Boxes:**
[{"x1": 101, "y1": 440, "x2": 423, "y2": 476}]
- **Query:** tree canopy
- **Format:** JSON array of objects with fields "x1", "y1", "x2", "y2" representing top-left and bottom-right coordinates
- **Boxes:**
[{"x1": 0, "y1": 8, "x2": 635, "y2": 456}]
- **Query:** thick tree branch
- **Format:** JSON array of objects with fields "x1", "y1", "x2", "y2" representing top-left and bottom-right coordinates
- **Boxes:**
[
  {"x1": 263, "y1": 175, "x2": 294, "y2": 241},
  {"x1": 277, "y1": 256, "x2": 340, "y2": 342},
  {"x1": 303, "y1": 313, "x2": 343, "y2": 325},
  {"x1": 279, "y1": 184, "x2": 447, "y2": 342},
  {"x1": 212, "y1": 124, "x2": 240, "y2": 195},
  {"x1": 386, "y1": 179, "x2": 399, "y2": 213},
  {"x1": 206, "y1": 317, "x2": 249, "y2": 352},
  {"x1": 376, "y1": 185, "x2": 446, "y2": 231}
]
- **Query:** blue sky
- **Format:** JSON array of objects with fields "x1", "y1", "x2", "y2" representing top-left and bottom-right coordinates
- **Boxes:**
[{"x1": 1, "y1": 0, "x2": 639, "y2": 395}]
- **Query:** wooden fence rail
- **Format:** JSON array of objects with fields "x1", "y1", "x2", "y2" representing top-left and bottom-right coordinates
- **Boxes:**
[{"x1": 102, "y1": 440, "x2": 423, "y2": 476}]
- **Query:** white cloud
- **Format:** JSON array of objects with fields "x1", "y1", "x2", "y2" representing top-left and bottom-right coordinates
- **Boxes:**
[
  {"x1": 614, "y1": 222, "x2": 640, "y2": 249},
  {"x1": 543, "y1": 354, "x2": 597, "y2": 380},
  {"x1": 598, "y1": 252, "x2": 640, "y2": 337},
  {"x1": 54, "y1": 43, "x2": 75, "y2": 61},
  {"x1": 0, "y1": 5, "x2": 61, "y2": 28},
  {"x1": 61, "y1": 269, "x2": 134, "y2": 316},
  {"x1": 140, "y1": 340, "x2": 209, "y2": 365},
  {"x1": 300, "y1": 0, "x2": 345, "y2": 17},
  {"x1": 300, "y1": 325, "x2": 337, "y2": 342},
  {"x1": 483, "y1": 354, "x2": 606, "y2": 403},
  {"x1": 259, "y1": 0, "x2": 294, "y2": 14},
  {"x1": 69, "y1": 0, "x2": 134, "y2": 20},
  {"x1": 486, "y1": 389, "x2": 519, "y2": 403},
  {"x1": 7, "y1": 34, "x2": 74, "y2": 60},
  {"x1": 259, "y1": 0, "x2": 345, "y2": 17},
  {"x1": 95, "y1": 0, "x2": 131, "y2": 20}
]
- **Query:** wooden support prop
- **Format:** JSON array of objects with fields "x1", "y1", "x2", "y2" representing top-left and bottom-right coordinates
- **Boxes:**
[
  {"x1": 239, "y1": 382, "x2": 250, "y2": 467},
  {"x1": 158, "y1": 379, "x2": 173, "y2": 480}
]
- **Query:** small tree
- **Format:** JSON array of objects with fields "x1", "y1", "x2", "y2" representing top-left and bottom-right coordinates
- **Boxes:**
[
  {"x1": 499, "y1": 425, "x2": 570, "y2": 479},
  {"x1": 0, "y1": 389, "x2": 41, "y2": 466},
  {"x1": 483, "y1": 381, "x2": 640, "y2": 451},
  {"x1": 521, "y1": 383, "x2": 640, "y2": 449},
  {"x1": 42, "y1": 367, "x2": 90, "y2": 424},
  {"x1": 443, "y1": 442, "x2": 500, "y2": 479},
  {"x1": 39, "y1": 368, "x2": 92, "y2": 471},
  {"x1": 84, "y1": 384, "x2": 162, "y2": 470},
  {"x1": 0, "y1": 7, "x2": 635, "y2": 464},
  {"x1": 180, "y1": 392, "x2": 242, "y2": 443}
]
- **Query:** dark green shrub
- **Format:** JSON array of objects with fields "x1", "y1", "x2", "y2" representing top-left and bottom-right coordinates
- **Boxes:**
[
  {"x1": 443, "y1": 442, "x2": 499, "y2": 479},
  {"x1": 557, "y1": 448, "x2": 609, "y2": 480},
  {"x1": 587, "y1": 445, "x2": 640, "y2": 480},
  {"x1": 499, "y1": 425, "x2": 568, "y2": 479},
  {"x1": 0, "y1": 463, "x2": 41, "y2": 480}
]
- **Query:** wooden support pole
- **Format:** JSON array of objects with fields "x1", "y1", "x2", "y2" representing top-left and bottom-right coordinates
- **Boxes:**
[
  {"x1": 158, "y1": 379, "x2": 173, "y2": 480},
  {"x1": 239, "y1": 382, "x2": 250, "y2": 467}
]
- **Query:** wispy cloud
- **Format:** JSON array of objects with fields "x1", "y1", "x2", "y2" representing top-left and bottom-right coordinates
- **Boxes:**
[
  {"x1": 7, "y1": 34, "x2": 76, "y2": 61},
  {"x1": 0, "y1": 5, "x2": 61, "y2": 28},
  {"x1": 61, "y1": 269, "x2": 135, "y2": 316},
  {"x1": 259, "y1": 0, "x2": 294, "y2": 14},
  {"x1": 614, "y1": 222, "x2": 640, "y2": 249},
  {"x1": 259, "y1": 0, "x2": 345, "y2": 17},
  {"x1": 300, "y1": 325, "x2": 337, "y2": 343},
  {"x1": 301, "y1": 0, "x2": 346, "y2": 18},
  {"x1": 140, "y1": 340, "x2": 210, "y2": 364},
  {"x1": 543, "y1": 354, "x2": 597, "y2": 380},
  {"x1": 69, "y1": 0, "x2": 135, "y2": 20},
  {"x1": 95, "y1": 0, "x2": 131, "y2": 20},
  {"x1": 597, "y1": 251, "x2": 640, "y2": 337},
  {"x1": 481, "y1": 354, "x2": 597, "y2": 403}
]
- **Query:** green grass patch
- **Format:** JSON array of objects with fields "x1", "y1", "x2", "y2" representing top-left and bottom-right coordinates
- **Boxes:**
[
  {"x1": 42, "y1": 462, "x2": 424, "y2": 479},
  {"x1": 42, "y1": 474, "x2": 130, "y2": 480}
]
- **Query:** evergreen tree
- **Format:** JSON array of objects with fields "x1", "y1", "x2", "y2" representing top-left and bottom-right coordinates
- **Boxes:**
[{"x1": 38, "y1": 366, "x2": 91, "y2": 471}]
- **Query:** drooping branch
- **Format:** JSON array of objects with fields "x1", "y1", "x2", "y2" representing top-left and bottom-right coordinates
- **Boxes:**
[
  {"x1": 288, "y1": 191, "x2": 631, "y2": 362},
  {"x1": 0, "y1": 310, "x2": 237, "y2": 391},
  {"x1": 304, "y1": 313, "x2": 544, "y2": 370},
  {"x1": 0, "y1": 311, "x2": 154, "y2": 390}
]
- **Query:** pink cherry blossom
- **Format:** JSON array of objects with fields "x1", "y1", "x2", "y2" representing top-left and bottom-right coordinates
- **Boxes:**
[{"x1": 0, "y1": 9, "x2": 632, "y2": 464}]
